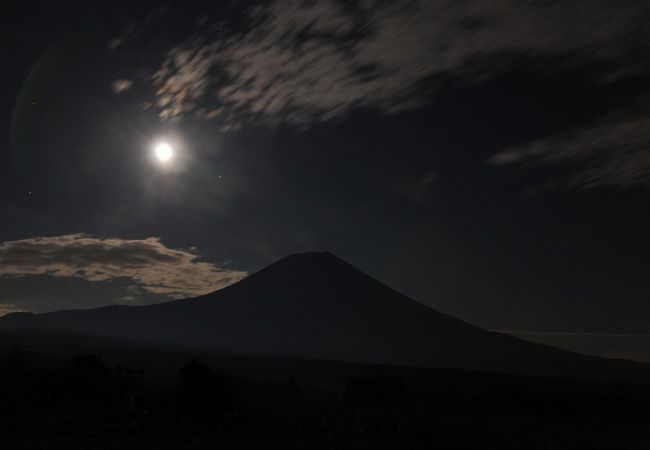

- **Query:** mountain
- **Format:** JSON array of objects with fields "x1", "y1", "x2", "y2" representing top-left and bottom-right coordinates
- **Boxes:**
[{"x1": 1, "y1": 252, "x2": 648, "y2": 382}]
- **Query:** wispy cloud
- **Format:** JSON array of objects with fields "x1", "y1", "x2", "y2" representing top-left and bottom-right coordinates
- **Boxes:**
[
  {"x1": 111, "y1": 79, "x2": 133, "y2": 94},
  {"x1": 487, "y1": 117, "x2": 650, "y2": 189},
  {"x1": 0, "y1": 303, "x2": 26, "y2": 317},
  {"x1": 149, "y1": 0, "x2": 646, "y2": 129},
  {"x1": 0, "y1": 234, "x2": 247, "y2": 299},
  {"x1": 504, "y1": 330, "x2": 650, "y2": 363}
]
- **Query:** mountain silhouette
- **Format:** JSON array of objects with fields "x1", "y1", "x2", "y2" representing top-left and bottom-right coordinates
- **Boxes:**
[{"x1": 1, "y1": 252, "x2": 648, "y2": 382}]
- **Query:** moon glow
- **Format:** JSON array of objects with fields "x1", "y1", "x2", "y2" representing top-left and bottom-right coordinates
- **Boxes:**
[{"x1": 154, "y1": 142, "x2": 173, "y2": 162}]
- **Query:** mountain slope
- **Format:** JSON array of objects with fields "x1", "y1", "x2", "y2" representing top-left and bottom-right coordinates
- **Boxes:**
[{"x1": 1, "y1": 252, "x2": 648, "y2": 382}]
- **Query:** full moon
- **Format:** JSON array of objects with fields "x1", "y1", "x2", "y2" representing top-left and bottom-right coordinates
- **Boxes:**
[{"x1": 154, "y1": 142, "x2": 173, "y2": 162}]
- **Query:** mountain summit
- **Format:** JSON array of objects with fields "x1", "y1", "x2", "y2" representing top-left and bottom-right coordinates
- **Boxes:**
[{"x1": 1, "y1": 252, "x2": 648, "y2": 382}]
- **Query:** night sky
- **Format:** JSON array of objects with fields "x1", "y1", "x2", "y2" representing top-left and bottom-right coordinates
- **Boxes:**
[{"x1": 1, "y1": 1, "x2": 649, "y2": 342}]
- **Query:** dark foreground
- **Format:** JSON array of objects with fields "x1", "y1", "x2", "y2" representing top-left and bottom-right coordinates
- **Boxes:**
[{"x1": 2, "y1": 342, "x2": 650, "y2": 450}]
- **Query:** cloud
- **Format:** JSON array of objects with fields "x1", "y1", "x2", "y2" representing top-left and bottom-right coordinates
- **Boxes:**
[
  {"x1": 0, "y1": 304, "x2": 26, "y2": 317},
  {"x1": 0, "y1": 234, "x2": 247, "y2": 299},
  {"x1": 487, "y1": 117, "x2": 650, "y2": 189},
  {"x1": 108, "y1": 36, "x2": 123, "y2": 50},
  {"x1": 111, "y1": 79, "x2": 133, "y2": 94},
  {"x1": 149, "y1": 0, "x2": 647, "y2": 128},
  {"x1": 504, "y1": 331, "x2": 650, "y2": 363}
]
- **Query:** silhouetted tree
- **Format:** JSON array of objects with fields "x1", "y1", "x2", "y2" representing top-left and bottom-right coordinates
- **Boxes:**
[
  {"x1": 175, "y1": 358, "x2": 239, "y2": 419},
  {"x1": 65, "y1": 353, "x2": 111, "y2": 401},
  {"x1": 343, "y1": 377, "x2": 408, "y2": 406},
  {"x1": 425, "y1": 389, "x2": 469, "y2": 412},
  {"x1": 284, "y1": 377, "x2": 303, "y2": 408}
]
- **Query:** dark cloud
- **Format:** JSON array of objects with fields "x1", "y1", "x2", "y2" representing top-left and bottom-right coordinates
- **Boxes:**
[
  {"x1": 148, "y1": 0, "x2": 648, "y2": 128},
  {"x1": 487, "y1": 117, "x2": 650, "y2": 189},
  {"x1": 0, "y1": 234, "x2": 247, "y2": 299}
]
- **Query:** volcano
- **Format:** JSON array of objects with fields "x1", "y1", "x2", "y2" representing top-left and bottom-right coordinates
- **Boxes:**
[{"x1": 1, "y1": 252, "x2": 648, "y2": 382}]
